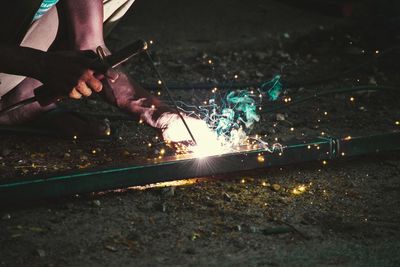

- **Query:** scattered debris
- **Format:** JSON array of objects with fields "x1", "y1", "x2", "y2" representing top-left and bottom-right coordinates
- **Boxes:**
[
  {"x1": 36, "y1": 249, "x2": 46, "y2": 258},
  {"x1": 105, "y1": 245, "x2": 118, "y2": 252},
  {"x1": 92, "y1": 200, "x2": 101, "y2": 207},
  {"x1": 271, "y1": 184, "x2": 281, "y2": 191},
  {"x1": 1, "y1": 214, "x2": 11, "y2": 220}
]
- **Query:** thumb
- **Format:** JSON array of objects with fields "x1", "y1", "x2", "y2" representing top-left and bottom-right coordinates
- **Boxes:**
[{"x1": 106, "y1": 69, "x2": 119, "y2": 83}]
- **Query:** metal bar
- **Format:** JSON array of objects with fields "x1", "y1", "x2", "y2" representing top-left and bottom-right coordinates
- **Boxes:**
[{"x1": 0, "y1": 132, "x2": 399, "y2": 202}]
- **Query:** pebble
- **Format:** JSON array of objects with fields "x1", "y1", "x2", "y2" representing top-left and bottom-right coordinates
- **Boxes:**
[
  {"x1": 1, "y1": 214, "x2": 11, "y2": 220},
  {"x1": 92, "y1": 200, "x2": 101, "y2": 207},
  {"x1": 223, "y1": 192, "x2": 232, "y2": 202},
  {"x1": 104, "y1": 245, "x2": 117, "y2": 252},
  {"x1": 162, "y1": 203, "x2": 167, "y2": 212},
  {"x1": 36, "y1": 249, "x2": 46, "y2": 258},
  {"x1": 276, "y1": 113, "x2": 285, "y2": 121},
  {"x1": 255, "y1": 71, "x2": 264, "y2": 78},
  {"x1": 255, "y1": 52, "x2": 269, "y2": 61},
  {"x1": 162, "y1": 187, "x2": 175, "y2": 197},
  {"x1": 271, "y1": 184, "x2": 281, "y2": 191}
]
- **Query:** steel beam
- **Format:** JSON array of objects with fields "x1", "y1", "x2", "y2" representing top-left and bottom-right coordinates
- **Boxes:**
[{"x1": 1, "y1": 132, "x2": 400, "y2": 202}]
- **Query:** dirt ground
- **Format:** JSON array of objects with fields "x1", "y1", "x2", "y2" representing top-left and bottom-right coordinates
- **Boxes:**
[{"x1": 1, "y1": 0, "x2": 400, "y2": 266}]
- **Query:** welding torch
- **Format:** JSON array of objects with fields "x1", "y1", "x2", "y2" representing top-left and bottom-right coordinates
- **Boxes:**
[
  {"x1": 0, "y1": 39, "x2": 148, "y2": 115},
  {"x1": 0, "y1": 39, "x2": 197, "y2": 144}
]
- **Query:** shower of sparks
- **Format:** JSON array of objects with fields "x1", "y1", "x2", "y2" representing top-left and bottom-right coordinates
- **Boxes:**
[{"x1": 172, "y1": 75, "x2": 283, "y2": 155}]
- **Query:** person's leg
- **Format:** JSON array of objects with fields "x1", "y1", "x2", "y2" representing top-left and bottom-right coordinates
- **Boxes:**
[{"x1": 103, "y1": 0, "x2": 136, "y2": 36}]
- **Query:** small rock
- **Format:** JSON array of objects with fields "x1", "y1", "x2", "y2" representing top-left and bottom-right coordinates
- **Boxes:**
[
  {"x1": 36, "y1": 249, "x2": 46, "y2": 258},
  {"x1": 63, "y1": 153, "x2": 71, "y2": 159},
  {"x1": 162, "y1": 187, "x2": 175, "y2": 197},
  {"x1": 369, "y1": 76, "x2": 377, "y2": 85},
  {"x1": 271, "y1": 184, "x2": 281, "y2": 191},
  {"x1": 255, "y1": 52, "x2": 268, "y2": 61},
  {"x1": 255, "y1": 71, "x2": 264, "y2": 78},
  {"x1": 1, "y1": 214, "x2": 11, "y2": 220},
  {"x1": 223, "y1": 192, "x2": 232, "y2": 202},
  {"x1": 92, "y1": 200, "x2": 101, "y2": 207},
  {"x1": 276, "y1": 113, "x2": 285, "y2": 121},
  {"x1": 162, "y1": 203, "x2": 167, "y2": 213},
  {"x1": 236, "y1": 225, "x2": 242, "y2": 231},
  {"x1": 104, "y1": 245, "x2": 117, "y2": 252},
  {"x1": 283, "y1": 32, "x2": 290, "y2": 39}
]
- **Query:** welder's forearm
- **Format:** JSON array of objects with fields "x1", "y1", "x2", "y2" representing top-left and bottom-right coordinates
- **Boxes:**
[
  {"x1": 61, "y1": 0, "x2": 105, "y2": 50},
  {"x1": 0, "y1": 45, "x2": 44, "y2": 78}
]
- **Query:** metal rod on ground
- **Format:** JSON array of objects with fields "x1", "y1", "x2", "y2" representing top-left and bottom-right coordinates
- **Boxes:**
[
  {"x1": 0, "y1": 132, "x2": 399, "y2": 203},
  {"x1": 145, "y1": 51, "x2": 197, "y2": 145}
]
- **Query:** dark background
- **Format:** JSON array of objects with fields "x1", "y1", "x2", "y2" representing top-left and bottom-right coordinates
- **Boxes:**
[{"x1": 1, "y1": 1, "x2": 400, "y2": 266}]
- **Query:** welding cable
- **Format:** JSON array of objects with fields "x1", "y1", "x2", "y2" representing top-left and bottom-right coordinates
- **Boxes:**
[
  {"x1": 261, "y1": 85, "x2": 400, "y2": 113},
  {"x1": 142, "y1": 45, "x2": 400, "y2": 90}
]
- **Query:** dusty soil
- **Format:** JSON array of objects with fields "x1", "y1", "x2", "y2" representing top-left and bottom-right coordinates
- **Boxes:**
[{"x1": 1, "y1": 0, "x2": 400, "y2": 266}]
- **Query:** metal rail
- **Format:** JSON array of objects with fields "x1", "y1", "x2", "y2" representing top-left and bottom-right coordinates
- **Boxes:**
[{"x1": 0, "y1": 132, "x2": 399, "y2": 202}]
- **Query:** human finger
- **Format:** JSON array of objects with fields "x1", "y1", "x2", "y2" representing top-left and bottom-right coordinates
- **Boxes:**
[
  {"x1": 86, "y1": 75, "x2": 103, "y2": 93},
  {"x1": 69, "y1": 88, "x2": 82, "y2": 99},
  {"x1": 106, "y1": 69, "x2": 119, "y2": 83},
  {"x1": 75, "y1": 81, "x2": 92, "y2": 97}
]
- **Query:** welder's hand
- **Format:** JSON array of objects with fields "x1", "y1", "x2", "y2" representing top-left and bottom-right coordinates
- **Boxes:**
[
  {"x1": 156, "y1": 112, "x2": 218, "y2": 146},
  {"x1": 35, "y1": 50, "x2": 109, "y2": 99}
]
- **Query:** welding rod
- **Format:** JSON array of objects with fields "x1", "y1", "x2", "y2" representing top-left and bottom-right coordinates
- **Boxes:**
[{"x1": 145, "y1": 51, "x2": 197, "y2": 145}]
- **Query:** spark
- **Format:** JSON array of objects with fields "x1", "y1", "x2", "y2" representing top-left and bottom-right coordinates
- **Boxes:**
[
  {"x1": 163, "y1": 76, "x2": 283, "y2": 158},
  {"x1": 129, "y1": 178, "x2": 200, "y2": 190},
  {"x1": 292, "y1": 184, "x2": 307, "y2": 195},
  {"x1": 257, "y1": 154, "x2": 265, "y2": 162}
]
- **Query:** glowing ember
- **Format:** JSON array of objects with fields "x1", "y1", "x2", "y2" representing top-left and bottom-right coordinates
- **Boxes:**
[
  {"x1": 292, "y1": 184, "x2": 307, "y2": 195},
  {"x1": 128, "y1": 178, "x2": 202, "y2": 190}
]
